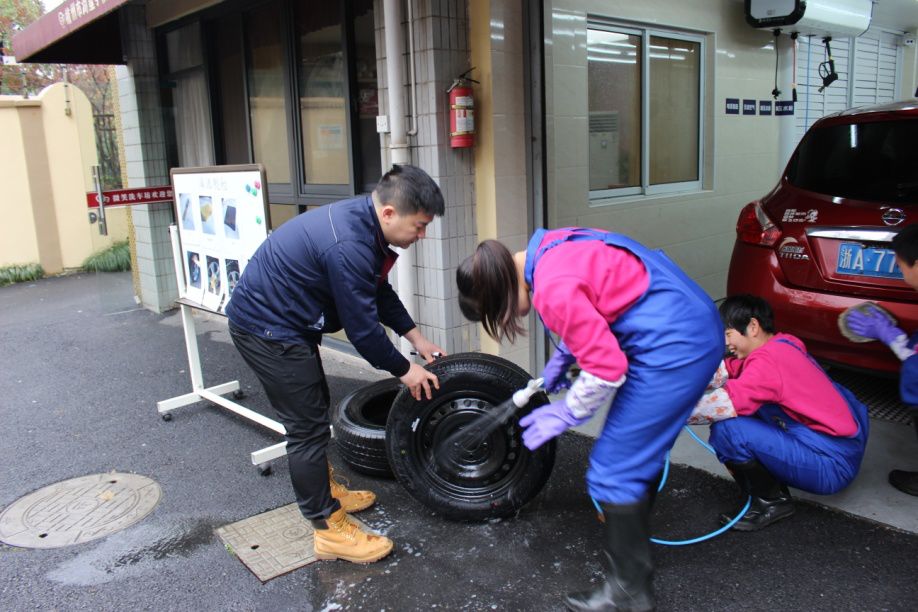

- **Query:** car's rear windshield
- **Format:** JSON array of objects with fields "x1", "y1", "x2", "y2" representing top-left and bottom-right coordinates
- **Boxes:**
[{"x1": 787, "y1": 118, "x2": 918, "y2": 203}]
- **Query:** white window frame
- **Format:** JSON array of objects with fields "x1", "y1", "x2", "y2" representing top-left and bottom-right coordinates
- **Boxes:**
[{"x1": 587, "y1": 21, "x2": 705, "y2": 202}]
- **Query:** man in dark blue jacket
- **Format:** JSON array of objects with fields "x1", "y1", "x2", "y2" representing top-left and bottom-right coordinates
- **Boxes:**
[{"x1": 227, "y1": 164, "x2": 445, "y2": 564}]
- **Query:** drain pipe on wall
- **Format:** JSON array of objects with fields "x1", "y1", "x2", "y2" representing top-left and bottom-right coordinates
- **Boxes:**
[
  {"x1": 406, "y1": 0, "x2": 418, "y2": 138},
  {"x1": 384, "y1": 0, "x2": 417, "y2": 355}
]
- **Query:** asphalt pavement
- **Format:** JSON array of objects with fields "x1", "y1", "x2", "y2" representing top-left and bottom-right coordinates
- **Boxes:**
[{"x1": 1, "y1": 271, "x2": 916, "y2": 611}]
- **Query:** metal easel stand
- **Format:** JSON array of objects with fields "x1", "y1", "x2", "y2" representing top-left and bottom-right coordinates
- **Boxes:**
[{"x1": 157, "y1": 225, "x2": 288, "y2": 475}]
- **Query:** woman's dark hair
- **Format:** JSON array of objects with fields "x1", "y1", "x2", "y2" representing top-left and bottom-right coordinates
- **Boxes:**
[
  {"x1": 374, "y1": 164, "x2": 445, "y2": 217},
  {"x1": 718, "y1": 294, "x2": 776, "y2": 334},
  {"x1": 892, "y1": 224, "x2": 918, "y2": 267},
  {"x1": 456, "y1": 240, "x2": 526, "y2": 343}
]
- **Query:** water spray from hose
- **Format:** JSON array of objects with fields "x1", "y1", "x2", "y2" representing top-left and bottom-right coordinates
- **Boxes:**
[{"x1": 425, "y1": 378, "x2": 544, "y2": 475}]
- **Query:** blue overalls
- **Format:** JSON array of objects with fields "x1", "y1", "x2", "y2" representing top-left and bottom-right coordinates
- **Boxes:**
[
  {"x1": 524, "y1": 229, "x2": 724, "y2": 504},
  {"x1": 708, "y1": 339, "x2": 870, "y2": 495}
]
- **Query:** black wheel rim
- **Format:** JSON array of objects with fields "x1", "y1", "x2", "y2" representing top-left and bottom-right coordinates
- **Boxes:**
[{"x1": 412, "y1": 391, "x2": 526, "y2": 501}]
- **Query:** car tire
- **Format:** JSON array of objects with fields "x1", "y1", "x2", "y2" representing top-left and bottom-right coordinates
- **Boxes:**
[
  {"x1": 332, "y1": 377, "x2": 401, "y2": 478},
  {"x1": 385, "y1": 352, "x2": 555, "y2": 521}
]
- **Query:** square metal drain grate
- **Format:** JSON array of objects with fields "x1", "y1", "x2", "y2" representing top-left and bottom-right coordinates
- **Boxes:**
[
  {"x1": 216, "y1": 503, "x2": 371, "y2": 582},
  {"x1": 828, "y1": 368, "x2": 914, "y2": 426}
]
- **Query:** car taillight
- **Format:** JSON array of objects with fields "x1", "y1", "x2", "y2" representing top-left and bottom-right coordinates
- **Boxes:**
[{"x1": 736, "y1": 201, "x2": 781, "y2": 246}]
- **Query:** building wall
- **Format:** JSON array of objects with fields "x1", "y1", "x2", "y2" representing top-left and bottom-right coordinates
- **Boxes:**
[
  {"x1": 0, "y1": 84, "x2": 128, "y2": 273},
  {"x1": 119, "y1": 3, "x2": 176, "y2": 313},
  {"x1": 126, "y1": 0, "x2": 488, "y2": 330},
  {"x1": 0, "y1": 97, "x2": 40, "y2": 267},
  {"x1": 468, "y1": 1, "x2": 918, "y2": 373},
  {"x1": 470, "y1": 0, "x2": 532, "y2": 368},
  {"x1": 118, "y1": 0, "x2": 918, "y2": 363},
  {"x1": 377, "y1": 0, "x2": 480, "y2": 356},
  {"x1": 542, "y1": 0, "x2": 785, "y2": 301},
  {"x1": 472, "y1": 0, "x2": 751, "y2": 368}
]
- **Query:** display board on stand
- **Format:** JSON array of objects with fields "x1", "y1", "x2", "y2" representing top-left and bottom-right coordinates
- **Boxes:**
[
  {"x1": 159, "y1": 164, "x2": 288, "y2": 474},
  {"x1": 171, "y1": 164, "x2": 271, "y2": 315}
]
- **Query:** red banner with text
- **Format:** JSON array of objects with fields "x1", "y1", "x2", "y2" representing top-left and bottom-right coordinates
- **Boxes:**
[{"x1": 86, "y1": 187, "x2": 173, "y2": 208}]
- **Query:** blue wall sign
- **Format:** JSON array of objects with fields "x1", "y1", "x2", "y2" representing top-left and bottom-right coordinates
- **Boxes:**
[
  {"x1": 759, "y1": 100, "x2": 773, "y2": 115},
  {"x1": 725, "y1": 98, "x2": 740, "y2": 114},
  {"x1": 742, "y1": 99, "x2": 756, "y2": 115},
  {"x1": 775, "y1": 101, "x2": 795, "y2": 116}
]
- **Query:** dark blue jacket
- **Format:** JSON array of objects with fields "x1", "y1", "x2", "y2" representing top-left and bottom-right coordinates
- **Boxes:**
[{"x1": 226, "y1": 195, "x2": 414, "y2": 377}]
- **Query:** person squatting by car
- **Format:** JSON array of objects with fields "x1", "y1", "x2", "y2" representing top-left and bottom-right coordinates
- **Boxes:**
[
  {"x1": 845, "y1": 223, "x2": 918, "y2": 497},
  {"x1": 456, "y1": 227, "x2": 724, "y2": 612},
  {"x1": 226, "y1": 164, "x2": 446, "y2": 564},
  {"x1": 689, "y1": 295, "x2": 869, "y2": 530}
]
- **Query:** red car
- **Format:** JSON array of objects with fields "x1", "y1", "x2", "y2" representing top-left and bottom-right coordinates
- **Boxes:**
[{"x1": 727, "y1": 100, "x2": 918, "y2": 374}]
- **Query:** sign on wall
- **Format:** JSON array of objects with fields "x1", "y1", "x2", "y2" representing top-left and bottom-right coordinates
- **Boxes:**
[
  {"x1": 86, "y1": 186, "x2": 173, "y2": 208},
  {"x1": 170, "y1": 165, "x2": 270, "y2": 315}
]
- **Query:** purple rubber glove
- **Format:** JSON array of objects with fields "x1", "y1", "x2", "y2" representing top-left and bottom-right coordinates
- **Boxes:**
[
  {"x1": 847, "y1": 306, "x2": 904, "y2": 345},
  {"x1": 519, "y1": 399, "x2": 587, "y2": 451},
  {"x1": 542, "y1": 341, "x2": 577, "y2": 393}
]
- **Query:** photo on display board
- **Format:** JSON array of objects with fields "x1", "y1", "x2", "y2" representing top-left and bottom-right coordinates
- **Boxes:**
[
  {"x1": 206, "y1": 255, "x2": 222, "y2": 295},
  {"x1": 179, "y1": 193, "x2": 197, "y2": 231},
  {"x1": 226, "y1": 259, "x2": 240, "y2": 296},
  {"x1": 186, "y1": 251, "x2": 202, "y2": 288},
  {"x1": 200, "y1": 195, "x2": 216, "y2": 235},
  {"x1": 223, "y1": 199, "x2": 239, "y2": 240},
  {"x1": 171, "y1": 165, "x2": 269, "y2": 314}
]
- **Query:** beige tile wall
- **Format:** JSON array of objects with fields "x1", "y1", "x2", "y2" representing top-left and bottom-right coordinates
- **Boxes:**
[
  {"x1": 377, "y1": 0, "x2": 480, "y2": 356},
  {"x1": 470, "y1": 0, "x2": 533, "y2": 369}
]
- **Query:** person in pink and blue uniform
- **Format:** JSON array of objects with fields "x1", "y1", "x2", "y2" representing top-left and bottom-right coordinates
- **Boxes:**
[
  {"x1": 845, "y1": 223, "x2": 918, "y2": 497},
  {"x1": 457, "y1": 228, "x2": 723, "y2": 612},
  {"x1": 690, "y1": 295, "x2": 869, "y2": 531}
]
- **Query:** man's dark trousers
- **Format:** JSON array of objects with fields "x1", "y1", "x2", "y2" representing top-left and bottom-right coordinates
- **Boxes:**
[{"x1": 229, "y1": 324, "x2": 340, "y2": 519}]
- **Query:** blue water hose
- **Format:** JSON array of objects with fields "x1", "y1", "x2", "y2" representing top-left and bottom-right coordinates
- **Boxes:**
[{"x1": 591, "y1": 425, "x2": 752, "y2": 546}]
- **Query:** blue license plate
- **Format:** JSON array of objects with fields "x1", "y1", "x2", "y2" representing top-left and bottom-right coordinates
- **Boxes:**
[{"x1": 836, "y1": 243, "x2": 903, "y2": 279}]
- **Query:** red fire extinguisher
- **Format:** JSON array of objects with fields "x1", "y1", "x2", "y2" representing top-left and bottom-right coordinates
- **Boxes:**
[{"x1": 448, "y1": 69, "x2": 478, "y2": 148}]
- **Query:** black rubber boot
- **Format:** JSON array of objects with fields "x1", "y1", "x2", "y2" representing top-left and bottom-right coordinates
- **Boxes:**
[
  {"x1": 889, "y1": 413, "x2": 918, "y2": 496},
  {"x1": 720, "y1": 459, "x2": 795, "y2": 531},
  {"x1": 888, "y1": 470, "x2": 918, "y2": 496},
  {"x1": 564, "y1": 496, "x2": 655, "y2": 612}
]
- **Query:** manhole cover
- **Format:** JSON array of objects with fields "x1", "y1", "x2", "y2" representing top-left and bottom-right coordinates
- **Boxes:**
[{"x1": 0, "y1": 472, "x2": 161, "y2": 549}]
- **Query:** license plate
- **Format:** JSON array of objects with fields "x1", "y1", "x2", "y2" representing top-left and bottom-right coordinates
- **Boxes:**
[{"x1": 836, "y1": 243, "x2": 903, "y2": 279}]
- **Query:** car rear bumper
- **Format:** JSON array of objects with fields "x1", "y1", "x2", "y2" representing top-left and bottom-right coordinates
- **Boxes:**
[{"x1": 726, "y1": 242, "x2": 906, "y2": 374}]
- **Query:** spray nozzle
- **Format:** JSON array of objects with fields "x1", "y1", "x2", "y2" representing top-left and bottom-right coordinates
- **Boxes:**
[
  {"x1": 512, "y1": 378, "x2": 544, "y2": 408},
  {"x1": 817, "y1": 37, "x2": 838, "y2": 92}
]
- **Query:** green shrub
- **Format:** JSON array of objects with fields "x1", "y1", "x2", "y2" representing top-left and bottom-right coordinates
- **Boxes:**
[
  {"x1": 0, "y1": 263, "x2": 45, "y2": 287},
  {"x1": 82, "y1": 240, "x2": 131, "y2": 272}
]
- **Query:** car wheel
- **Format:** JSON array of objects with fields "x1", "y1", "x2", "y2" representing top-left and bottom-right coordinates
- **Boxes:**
[
  {"x1": 332, "y1": 378, "x2": 401, "y2": 478},
  {"x1": 385, "y1": 352, "x2": 555, "y2": 521}
]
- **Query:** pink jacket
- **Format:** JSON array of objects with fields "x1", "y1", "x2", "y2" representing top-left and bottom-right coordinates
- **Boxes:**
[
  {"x1": 531, "y1": 231, "x2": 649, "y2": 382},
  {"x1": 724, "y1": 333, "x2": 857, "y2": 436}
]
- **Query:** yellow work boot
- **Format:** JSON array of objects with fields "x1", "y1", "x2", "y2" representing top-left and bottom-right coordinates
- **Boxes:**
[
  {"x1": 328, "y1": 464, "x2": 376, "y2": 513},
  {"x1": 312, "y1": 508, "x2": 393, "y2": 564}
]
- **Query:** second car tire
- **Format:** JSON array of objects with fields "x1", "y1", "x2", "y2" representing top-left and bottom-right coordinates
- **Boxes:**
[{"x1": 332, "y1": 377, "x2": 401, "y2": 478}]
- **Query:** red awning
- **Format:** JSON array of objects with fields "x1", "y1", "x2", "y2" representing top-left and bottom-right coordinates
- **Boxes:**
[{"x1": 12, "y1": 0, "x2": 131, "y2": 64}]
